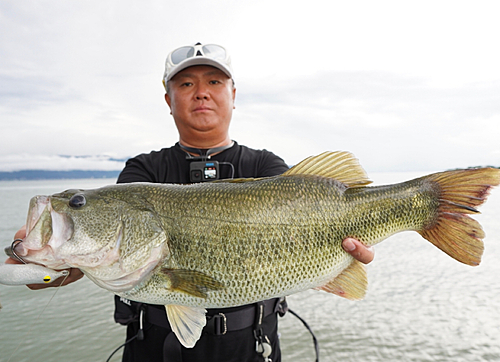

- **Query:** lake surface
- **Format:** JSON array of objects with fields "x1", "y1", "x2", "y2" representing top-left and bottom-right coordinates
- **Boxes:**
[{"x1": 1, "y1": 175, "x2": 499, "y2": 362}]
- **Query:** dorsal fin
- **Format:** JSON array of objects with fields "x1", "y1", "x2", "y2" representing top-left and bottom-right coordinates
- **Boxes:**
[{"x1": 282, "y1": 151, "x2": 372, "y2": 188}]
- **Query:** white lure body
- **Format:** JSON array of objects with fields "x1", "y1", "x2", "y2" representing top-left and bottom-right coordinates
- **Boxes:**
[{"x1": 0, "y1": 263, "x2": 69, "y2": 285}]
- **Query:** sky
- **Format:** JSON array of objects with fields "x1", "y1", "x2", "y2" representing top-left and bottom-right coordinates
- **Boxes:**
[{"x1": 1, "y1": 0, "x2": 499, "y2": 174}]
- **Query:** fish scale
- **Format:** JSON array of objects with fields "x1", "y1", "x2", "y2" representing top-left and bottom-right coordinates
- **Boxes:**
[{"x1": 120, "y1": 176, "x2": 440, "y2": 307}]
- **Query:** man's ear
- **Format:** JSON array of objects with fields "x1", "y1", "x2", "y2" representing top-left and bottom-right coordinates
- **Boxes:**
[
  {"x1": 165, "y1": 93, "x2": 171, "y2": 108},
  {"x1": 165, "y1": 93, "x2": 173, "y2": 115}
]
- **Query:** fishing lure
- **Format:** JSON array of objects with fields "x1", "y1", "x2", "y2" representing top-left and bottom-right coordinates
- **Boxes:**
[{"x1": 0, "y1": 263, "x2": 69, "y2": 285}]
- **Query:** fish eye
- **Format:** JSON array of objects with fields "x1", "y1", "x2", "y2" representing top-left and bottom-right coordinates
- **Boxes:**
[{"x1": 69, "y1": 194, "x2": 86, "y2": 209}]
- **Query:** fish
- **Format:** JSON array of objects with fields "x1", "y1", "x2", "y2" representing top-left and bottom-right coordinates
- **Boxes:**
[{"x1": 4, "y1": 151, "x2": 500, "y2": 347}]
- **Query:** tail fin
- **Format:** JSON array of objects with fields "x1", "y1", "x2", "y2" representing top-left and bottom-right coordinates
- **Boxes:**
[{"x1": 418, "y1": 167, "x2": 500, "y2": 266}]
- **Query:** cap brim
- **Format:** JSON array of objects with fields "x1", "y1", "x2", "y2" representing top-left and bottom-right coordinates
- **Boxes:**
[{"x1": 166, "y1": 57, "x2": 233, "y2": 82}]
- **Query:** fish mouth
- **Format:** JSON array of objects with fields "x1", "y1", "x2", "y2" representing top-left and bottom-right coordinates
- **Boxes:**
[
  {"x1": 12, "y1": 196, "x2": 73, "y2": 269},
  {"x1": 18, "y1": 196, "x2": 119, "y2": 270}
]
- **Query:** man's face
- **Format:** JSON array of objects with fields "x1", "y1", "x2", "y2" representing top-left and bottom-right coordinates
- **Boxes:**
[{"x1": 165, "y1": 65, "x2": 236, "y2": 143}]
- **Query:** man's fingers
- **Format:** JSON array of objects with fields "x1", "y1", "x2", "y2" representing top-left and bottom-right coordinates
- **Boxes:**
[{"x1": 342, "y1": 238, "x2": 375, "y2": 264}]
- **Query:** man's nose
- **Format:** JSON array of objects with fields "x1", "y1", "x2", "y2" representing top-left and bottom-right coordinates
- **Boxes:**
[{"x1": 195, "y1": 84, "x2": 210, "y2": 100}]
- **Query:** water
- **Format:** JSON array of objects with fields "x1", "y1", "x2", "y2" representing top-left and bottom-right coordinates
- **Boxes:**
[{"x1": 1, "y1": 175, "x2": 500, "y2": 362}]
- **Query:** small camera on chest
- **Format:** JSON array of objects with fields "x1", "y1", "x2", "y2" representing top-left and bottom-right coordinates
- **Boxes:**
[{"x1": 190, "y1": 160, "x2": 219, "y2": 182}]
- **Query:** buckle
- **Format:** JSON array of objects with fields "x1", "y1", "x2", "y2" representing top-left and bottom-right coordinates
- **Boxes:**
[{"x1": 210, "y1": 313, "x2": 227, "y2": 335}]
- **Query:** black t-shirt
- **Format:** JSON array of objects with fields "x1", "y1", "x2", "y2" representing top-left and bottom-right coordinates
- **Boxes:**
[
  {"x1": 117, "y1": 141, "x2": 289, "y2": 184},
  {"x1": 115, "y1": 141, "x2": 289, "y2": 362}
]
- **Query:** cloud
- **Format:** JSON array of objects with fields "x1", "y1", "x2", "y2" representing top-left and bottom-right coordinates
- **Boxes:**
[
  {"x1": 1, "y1": 1, "x2": 499, "y2": 173},
  {"x1": 233, "y1": 72, "x2": 500, "y2": 171},
  {"x1": 0, "y1": 154, "x2": 126, "y2": 172}
]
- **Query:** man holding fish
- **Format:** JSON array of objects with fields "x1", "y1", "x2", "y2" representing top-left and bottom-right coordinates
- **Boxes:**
[{"x1": 6, "y1": 43, "x2": 374, "y2": 361}]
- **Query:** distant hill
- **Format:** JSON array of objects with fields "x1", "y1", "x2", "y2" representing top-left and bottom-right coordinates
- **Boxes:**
[{"x1": 0, "y1": 170, "x2": 120, "y2": 181}]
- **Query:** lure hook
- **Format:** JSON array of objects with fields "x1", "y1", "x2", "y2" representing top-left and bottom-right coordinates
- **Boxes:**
[{"x1": 10, "y1": 239, "x2": 28, "y2": 264}]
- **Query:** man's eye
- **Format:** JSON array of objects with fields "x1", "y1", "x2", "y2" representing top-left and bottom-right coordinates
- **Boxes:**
[
  {"x1": 209, "y1": 80, "x2": 221, "y2": 85},
  {"x1": 181, "y1": 82, "x2": 193, "y2": 87}
]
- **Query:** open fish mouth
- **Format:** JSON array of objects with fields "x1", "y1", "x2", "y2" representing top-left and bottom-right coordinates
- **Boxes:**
[
  {"x1": 21, "y1": 196, "x2": 53, "y2": 250},
  {"x1": 6, "y1": 196, "x2": 72, "y2": 269},
  {"x1": 19, "y1": 196, "x2": 116, "y2": 268}
]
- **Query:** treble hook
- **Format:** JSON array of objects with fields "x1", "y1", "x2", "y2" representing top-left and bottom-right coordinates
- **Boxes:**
[{"x1": 10, "y1": 239, "x2": 27, "y2": 264}]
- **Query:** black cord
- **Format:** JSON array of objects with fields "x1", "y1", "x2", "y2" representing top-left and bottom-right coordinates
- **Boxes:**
[
  {"x1": 219, "y1": 162, "x2": 235, "y2": 179},
  {"x1": 288, "y1": 308, "x2": 320, "y2": 362},
  {"x1": 105, "y1": 335, "x2": 137, "y2": 362}
]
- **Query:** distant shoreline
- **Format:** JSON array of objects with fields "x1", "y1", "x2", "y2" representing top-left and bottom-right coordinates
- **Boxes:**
[
  {"x1": 0, "y1": 170, "x2": 121, "y2": 181},
  {"x1": 1, "y1": 166, "x2": 498, "y2": 181}
]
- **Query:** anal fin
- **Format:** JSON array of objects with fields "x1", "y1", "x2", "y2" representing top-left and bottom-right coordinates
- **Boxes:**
[
  {"x1": 315, "y1": 259, "x2": 367, "y2": 300},
  {"x1": 165, "y1": 304, "x2": 207, "y2": 348}
]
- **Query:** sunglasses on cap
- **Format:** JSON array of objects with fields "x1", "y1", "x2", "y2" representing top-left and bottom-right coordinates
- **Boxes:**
[
  {"x1": 168, "y1": 43, "x2": 228, "y2": 65},
  {"x1": 163, "y1": 42, "x2": 233, "y2": 86}
]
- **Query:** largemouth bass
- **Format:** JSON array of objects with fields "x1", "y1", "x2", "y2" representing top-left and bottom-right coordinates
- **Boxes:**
[{"x1": 4, "y1": 152, "x2": 500, "y2": 347}]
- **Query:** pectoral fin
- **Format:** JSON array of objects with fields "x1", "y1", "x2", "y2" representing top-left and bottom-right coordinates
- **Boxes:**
[
  {"x1": 161, "y1": 268, "x2": 224, "y2": 298},
  {"x1": 315, "y1": 259, "x2": 367, "y2": 300},
  {"x1": 165, "y1": 304, "x2": 207, "y2": 348}
]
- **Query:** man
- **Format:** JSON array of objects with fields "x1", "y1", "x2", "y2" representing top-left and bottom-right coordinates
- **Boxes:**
[{"x1": 7, "y1": 42, "x2": 374, "y2": 361}]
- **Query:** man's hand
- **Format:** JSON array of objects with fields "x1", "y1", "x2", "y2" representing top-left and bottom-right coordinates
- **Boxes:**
[
  {"x1": 5, "y1": 225, "x2": 84, "y2": 290},
  {"x1": 342, "y1": 238, "x2": 374, "y2": 264}
]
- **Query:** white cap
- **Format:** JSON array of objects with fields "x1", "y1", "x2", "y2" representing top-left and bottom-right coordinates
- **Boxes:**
[{"x1": 163, "y1": 43, "x2": 233, "y2": 89}]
